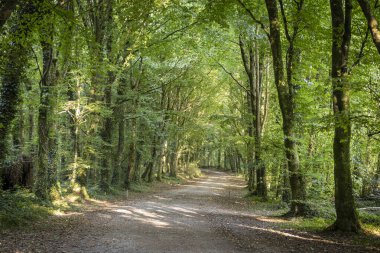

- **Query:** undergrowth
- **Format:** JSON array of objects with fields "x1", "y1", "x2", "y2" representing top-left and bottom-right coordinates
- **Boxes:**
[{"x1": 0, "y1": 189, "x2": 52, "y2": 230}]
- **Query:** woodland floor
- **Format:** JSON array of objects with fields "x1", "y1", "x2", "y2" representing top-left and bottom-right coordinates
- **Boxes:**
[{"x1": 1, "y1": 170, "x2": 380, "y2": 253}]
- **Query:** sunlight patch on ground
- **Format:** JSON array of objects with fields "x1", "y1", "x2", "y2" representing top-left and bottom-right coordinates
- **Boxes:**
[
  {"x1": 97, "y1": 213, "x2": 112, "y2": 219},
  {"x1": 153, "y1": 196, "x2": 172, "y2": 200},
  {"x1": 182, "y1": 185, "x2": 224, "y2": 190},
  {"x1": 107, "y1": 201, "x2": 201, "y2": 228},
  {"x1": 122, "y1": 215, "x2": 171, "y2": 228},
  {"x1": 365, "y1": 226, "x2": 380, "y2": 237},
  {"x1": 53, "y1": 210, "x2": 83, "y2": 217},
  {"x1": 113, "y1": 208, "x2": 133, "y2": 215},
  {"x1": 170, "y1": 206, "x2": 198, "y2": 214},
  {"x1": 256, "y1": 216, "x2": 288, "y2": 223},
  {"x1": 129, "y1": 208, "x2": 164, "y2": 219},
  {"x1": 228, "y1": 185, "x2": 246, "y2": 189},
  {"x1": 197, "y1": 181, "x2": 231, "y2": 187},
  {"x1": 238, "y1": 224, "x2": 349, "y2": 246},
  {"x1": 371, "y1": 230, "x2": 380, "y2": 237}
]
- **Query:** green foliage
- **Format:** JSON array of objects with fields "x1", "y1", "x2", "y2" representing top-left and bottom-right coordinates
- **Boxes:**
[
  {"x1": 183, "y1": 162, "x2": 202, "y2": 178},
  {"x1": 0, "y1": 190, "x2": 51, "y2": 229}
]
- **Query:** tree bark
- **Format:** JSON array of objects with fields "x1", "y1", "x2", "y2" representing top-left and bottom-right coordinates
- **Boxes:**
[
  {"x1": 330, "y1": 0, "x2": 360, "y2": 232},
  {"x1": 142, "y1": 135, "x2": 157, "y2": 183},
  {"x1": 245, "y1": 91, "x2": 255, "y2": 191},
  {"x1": 34, "y1": 20, "x2": 58, "y2": 199},
  {"x1": 169, "y1": 139, "x2": 179, "y2": 177}
]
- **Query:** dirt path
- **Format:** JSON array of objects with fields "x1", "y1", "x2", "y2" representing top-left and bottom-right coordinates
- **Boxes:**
[{"x1": 1, "y1": 170, "x2": 379, "y2": 253}]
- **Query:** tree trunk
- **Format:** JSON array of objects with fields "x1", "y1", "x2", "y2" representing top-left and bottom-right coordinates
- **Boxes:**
[
  {"x1": 330, "y1": 0, "x2": 360, "y2": 232},
  {"x1": 142, "y1": 134, "x2": 157, "y2": 182},
  {"x1": 357, "y1": 0, "x2": 380, "y2": 55},
  {"x1": 255, "y1": 47, "x2": 267, "y2": 199},
  {"x1": 124, "y1": 133, "x2": 136, "y2": 189},
  {"x1": 246, "y1": 91, "x2": 255, "y2": 191},
  {"x1": 34, "y1": 21, "x2": 58, "y2": 199},
  {"x1": 240, "y1": 36, "x2": 256, "y2": 192},
  {"x1": 169, "y1": 139, "x2": 179, "y2": 177},
  {"x1": 265, "y1": 0, "x2": 306, "y2": 214},
  {"x1": 217, "y1": 148, "x2": 221, "y2": 169},
  {"x1": 134, "y1": 142, "x2": 142, "y2": 181},
  {"x1": 282, "y1": 158, "x2": 291, "y2": 203},
  {"x1": 99, "y1": 74, "x2": 114, "y2": 192},
  {"x1": 124, "y1": 58, "x2": 142, "y2": 188},
  {"x1": 239, "y1": 31, "x2": 267, "y2": 198},
  {"x1": 112, "y1": 72, "x2": 128, "y2": 186}
]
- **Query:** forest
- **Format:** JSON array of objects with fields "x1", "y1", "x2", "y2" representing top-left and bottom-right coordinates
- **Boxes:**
[{"x1": 1, "y1": 0, "x2": 380, "y2": 252}]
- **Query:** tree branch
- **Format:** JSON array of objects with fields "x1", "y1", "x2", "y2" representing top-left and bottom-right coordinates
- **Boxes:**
[
  {"x1": 239, "y1": 34, "x2": 252, "y2": 76},
  {"x1": 352, "y1": 26, "x2": 369, "y2": 68},
  {"x1": 278, "y1": 0, "x2": 291, "y2": 42},
  {"x1": 215, "y1": 61, "x2": 250, "y2": 94}
]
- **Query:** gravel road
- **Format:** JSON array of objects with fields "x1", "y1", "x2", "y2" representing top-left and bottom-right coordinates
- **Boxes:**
[{"x1": 0, "y1": 170, "x2": 379, "y2": 253}]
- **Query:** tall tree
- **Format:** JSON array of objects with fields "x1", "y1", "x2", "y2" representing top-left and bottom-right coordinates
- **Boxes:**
[
  {"x1": 34, "y1": 2, "x2": 58, "y2": 199},
  {"x1": 238, "y1": 33, "x2": 267, "y2": 198},
  {"x1": 263, "y1": 0, "x2": 306, "y2": 214},
  {"x1": 330, "y1": 0, "x2": 360, "y2": 232},
  {"x1": 236, "y1": 0, "x2": 306, "y2": 214}
]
